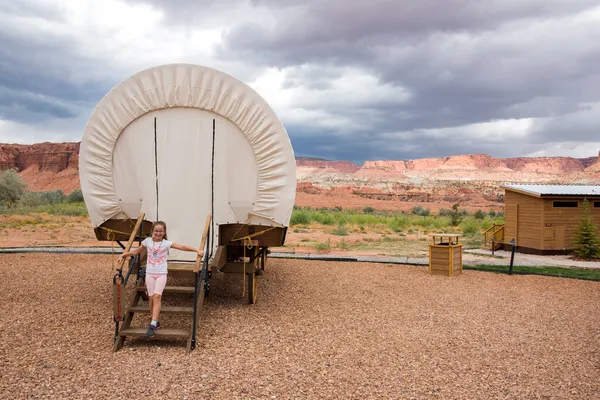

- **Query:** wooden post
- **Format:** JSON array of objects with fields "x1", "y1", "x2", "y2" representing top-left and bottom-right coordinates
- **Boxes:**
[
  {"x1": 188, "y1": 214, "x2": 212, "y2": 353},
  {"x1": 117, "y1": 212, "x2": 146, "y2": 271},
  {"x1": 194, "y1": 215, "x2": 212, "y2": 273}
]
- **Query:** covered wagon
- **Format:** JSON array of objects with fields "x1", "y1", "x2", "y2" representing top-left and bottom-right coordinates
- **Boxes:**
[{"x1": 79, "y1": 63, "x2": 296, "y2": 351}]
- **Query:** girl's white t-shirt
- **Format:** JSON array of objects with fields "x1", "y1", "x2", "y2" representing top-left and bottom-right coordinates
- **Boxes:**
[{"x1": 142, "y1": 237, "x2": 172, "y2": 274}]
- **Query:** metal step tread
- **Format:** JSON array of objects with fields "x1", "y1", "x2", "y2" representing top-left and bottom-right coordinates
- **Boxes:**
[
  {"x1": 128, "y1": 305, "x2": 194, "y2": 314},
  {"x1": 119, "y1": 327, "x2": 190, "y2": 339}
]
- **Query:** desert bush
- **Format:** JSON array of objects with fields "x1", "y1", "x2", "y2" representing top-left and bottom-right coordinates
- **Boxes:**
[
  {"x1": 0, "y1": 202, "x2": 88, "y2": 216},
  {"x1": 363, "y1": 206, "x2": 375, "y2": 214},
  {"x1": 438, "y1": 208, "x2": 451, "y2": 217},
  {"x1": 290, "y1": 209, "x2": 311, "y2": 225},
  {"x1": 411, "y1": 206, "x2": 430, "y2": 216},
  {"x1": 331, "y1": 223, "x2": 349, "y2": 236},
  {"x1": 387, "y1": 216, "x2": 409, "y2": 232},
  {"x1": 0, "y1": 170, "x2": 26, "y2": 206},
  {"x1": 337, "y1": 239, "x2": 350, "y2": 250},
  {"x1": 320, "y1": 214, "x2": 335, "y2": 225},
  {"x1": 38, "y1": 190, "x2": 66, "y2": 204},
  {"x1": 314, "y1": 239, "x2": 331, "y2": 252},
  {"x1": 67, "y1": 189, "x2": 84, "y2": 203},
  {"x1": 19, "y1": 192, "x2": 44, "y2": 207},
  {"x1": 460, "y1": 218, "x2": 480, "y2": 236},
  {"x1": 473, "y1": 210, "x2": 486, "y2": 220}
]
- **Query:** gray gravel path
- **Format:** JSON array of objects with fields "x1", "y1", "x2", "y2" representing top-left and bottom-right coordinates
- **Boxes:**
[{"x1": 2, "y1": 246, "x2": 599, "y2": 269}]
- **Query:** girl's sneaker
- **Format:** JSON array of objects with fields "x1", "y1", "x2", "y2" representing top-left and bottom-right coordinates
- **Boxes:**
[
  {"x1": 146, "y1": 322, "x2": 160, "y2": 338},
  {"x1": 146, "y1": 324, "x2": 156, "y2": 338}
]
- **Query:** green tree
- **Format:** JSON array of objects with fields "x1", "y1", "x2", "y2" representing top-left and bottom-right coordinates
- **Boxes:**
[
  {"x1": 573, "y1": 199, "x2": 600, "y2": 260},
  {"x1": 0, "y1": 170, "x2": 26, "y2": 206},
  {"x1": 449, "y1": 203, "x2": 463, "y2": 226}
]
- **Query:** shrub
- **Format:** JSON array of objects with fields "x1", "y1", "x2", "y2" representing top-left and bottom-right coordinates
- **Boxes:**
[
  {"x1": 320, "y1": 214, "x2": 335, "y2": 225},
  {"x1": 460, "y1": 218, "x2": 480, "y2": 236},
  {"x1": 332, "y1": 223, "x2": 349, "y2": 236},
  {"x1": 314, "y1": 239, "x2": 331, "y2": 252},
  {"x1": 438, "y1": 208, "x2": 451, "y2": 217},
  {"x1": 473, "y1": 210, "x2": 486, "y2": 220},
  {"x1": 387, "y1": 216, "x2": 409, "y2": 232},
  {"x1": 20, "y1": 192, "x2": 44, "y2": 207},
  {"x1": 363, "y1": 206, "x2": 375, "y2": 214},
  {"x1": 411, "y1": 206, "x2": 430, "y2": 216},
  {"x1": 290, "y1": 209, "x2": 311, "y2": 225},
  {"x1": 573, "y1": 199, "x2": 600, "y2": 260},
  {"x1": 67, "y1": 189, "x2": 84, "y2": 203},
  {"x1": 39, "y1": 190, "x2": 66, "y2": 204},
  {"x1": 337, "y1": 239, "x2": 350, "y2": 250},
  {"x1": 0, "y1": 170, "x2": 26, "y2": 206}
]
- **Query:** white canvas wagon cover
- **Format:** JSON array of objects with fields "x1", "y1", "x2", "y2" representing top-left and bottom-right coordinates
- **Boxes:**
[{"x1": 79, "y1": 64, "x2": 296, "y2": 259}]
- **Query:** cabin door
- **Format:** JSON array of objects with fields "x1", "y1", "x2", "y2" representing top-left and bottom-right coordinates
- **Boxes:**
[{"x1": 555, "y1": 226, "x2": 566, "y2": 250}]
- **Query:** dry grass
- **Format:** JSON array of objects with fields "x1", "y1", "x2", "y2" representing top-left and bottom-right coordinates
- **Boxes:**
[{"x1": 1, "y1": 253, "x2": 599, "y2": 399}]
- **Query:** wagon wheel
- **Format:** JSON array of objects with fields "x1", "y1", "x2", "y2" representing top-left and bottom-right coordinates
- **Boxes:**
[{"x1": 247, "y1": 272, "x2": 258, "y2": 304}]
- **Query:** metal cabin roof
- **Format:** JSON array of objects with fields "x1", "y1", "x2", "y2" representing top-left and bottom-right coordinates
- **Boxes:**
[{"x1": 501, "y1": 184, "x2": 600, "y2": 197}]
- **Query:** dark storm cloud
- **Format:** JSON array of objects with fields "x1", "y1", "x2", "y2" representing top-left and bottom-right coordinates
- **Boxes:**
[
  {"x1": 0, "y1": 87, "x2": 78, "y2": 122},
  {"x1": 2, "y1": 0, "x2": 600, "y2": 161},
  {"x1": 213, "y1": 1, "x2": 600, "y2": 150},
  {"x1": 220, "y1": 0, "x2": 599, "y2": 64},
  {"x1": 0, "y1": 2, "x2": 119, "y2": 124}
]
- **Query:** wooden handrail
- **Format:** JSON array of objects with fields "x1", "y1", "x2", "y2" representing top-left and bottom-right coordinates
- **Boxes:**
[
  {"x1": 483, "y1": 224, "x2": 504, "y2": 247},
  {"x1": 194, "y1": 215, "x2": 212, "y2": 273},
  {"x1": 482, "y1": 223, "x2": 502, "y2": 235},
  {"x1": 117, "y1": 212, "x2": 145, "y2": 271}
]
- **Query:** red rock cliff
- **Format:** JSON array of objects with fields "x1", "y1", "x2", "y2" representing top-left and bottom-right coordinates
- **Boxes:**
[
  {"x1": 0, "y1": 142, "x2": 80, "y2": 173},
  {"x1": 296, "y1": 157, "x2": 361, "y2": 173}
]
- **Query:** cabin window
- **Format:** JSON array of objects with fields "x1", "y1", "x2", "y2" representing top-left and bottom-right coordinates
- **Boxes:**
[
  {"x1": 594, "y1": 201, "x2": 600, "y2": 208},
  {"x1": 552, "y1": 201, "x2": 578, "y2": 208}
]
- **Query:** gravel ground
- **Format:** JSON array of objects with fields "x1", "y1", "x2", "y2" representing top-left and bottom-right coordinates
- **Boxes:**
[{"x1": 1, "y1": 254, "x2": 599, "y2": 399}]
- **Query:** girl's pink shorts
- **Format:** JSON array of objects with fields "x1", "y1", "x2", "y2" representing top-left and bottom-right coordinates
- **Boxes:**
[{"x1": 146, "y1": 273, "x2": 167, "y2": 296}]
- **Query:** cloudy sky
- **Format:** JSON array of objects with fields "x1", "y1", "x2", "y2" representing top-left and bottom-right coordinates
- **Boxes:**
[{"x1": 1, "y1": 0, "x2": 600, "y2": 164}]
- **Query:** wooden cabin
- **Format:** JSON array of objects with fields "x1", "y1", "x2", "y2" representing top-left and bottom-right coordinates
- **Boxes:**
[{"x1": 500, "y1": 185, "x2": 600, "y2": 254}]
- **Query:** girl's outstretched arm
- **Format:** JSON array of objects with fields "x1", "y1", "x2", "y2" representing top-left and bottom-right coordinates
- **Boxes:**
[
  {"x1": 172, "y1": 243, "x2": 204, "y2": 257},
  {"x1": 118, "y1": 245, "x2": 145, "y2": 263}
]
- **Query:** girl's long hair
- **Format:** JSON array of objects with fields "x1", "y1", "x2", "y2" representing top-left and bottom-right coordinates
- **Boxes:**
[{"x1": 152, "y1": 221, "x2": 168, "y2": 240}]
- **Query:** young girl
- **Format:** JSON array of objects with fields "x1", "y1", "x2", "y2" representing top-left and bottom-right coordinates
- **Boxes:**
[{"x1": 118, "y1": 221, "x2": 204, "y2": 338}]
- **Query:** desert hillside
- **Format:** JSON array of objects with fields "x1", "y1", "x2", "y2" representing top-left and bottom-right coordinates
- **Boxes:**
[{"x1": 2, "y1": 142, "x2": 600, "y2": 212}]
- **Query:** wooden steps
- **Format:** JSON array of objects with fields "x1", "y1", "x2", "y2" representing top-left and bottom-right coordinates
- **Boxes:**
[
  {"x1": 119, "y1": 327, "x2": 189, "y2": 339},
  {"x1": 166, "y1": 263, "x2": 195, "y2": 274},
  {"x1": 136, "y1": 285, "x2": 195, "y2": 294},
  {"x1": 111, "y1": 214, "x2": 213, "y2": 354},
  {"x1": 128, "y1": 304, "x2": 194, "y2": 314}
]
